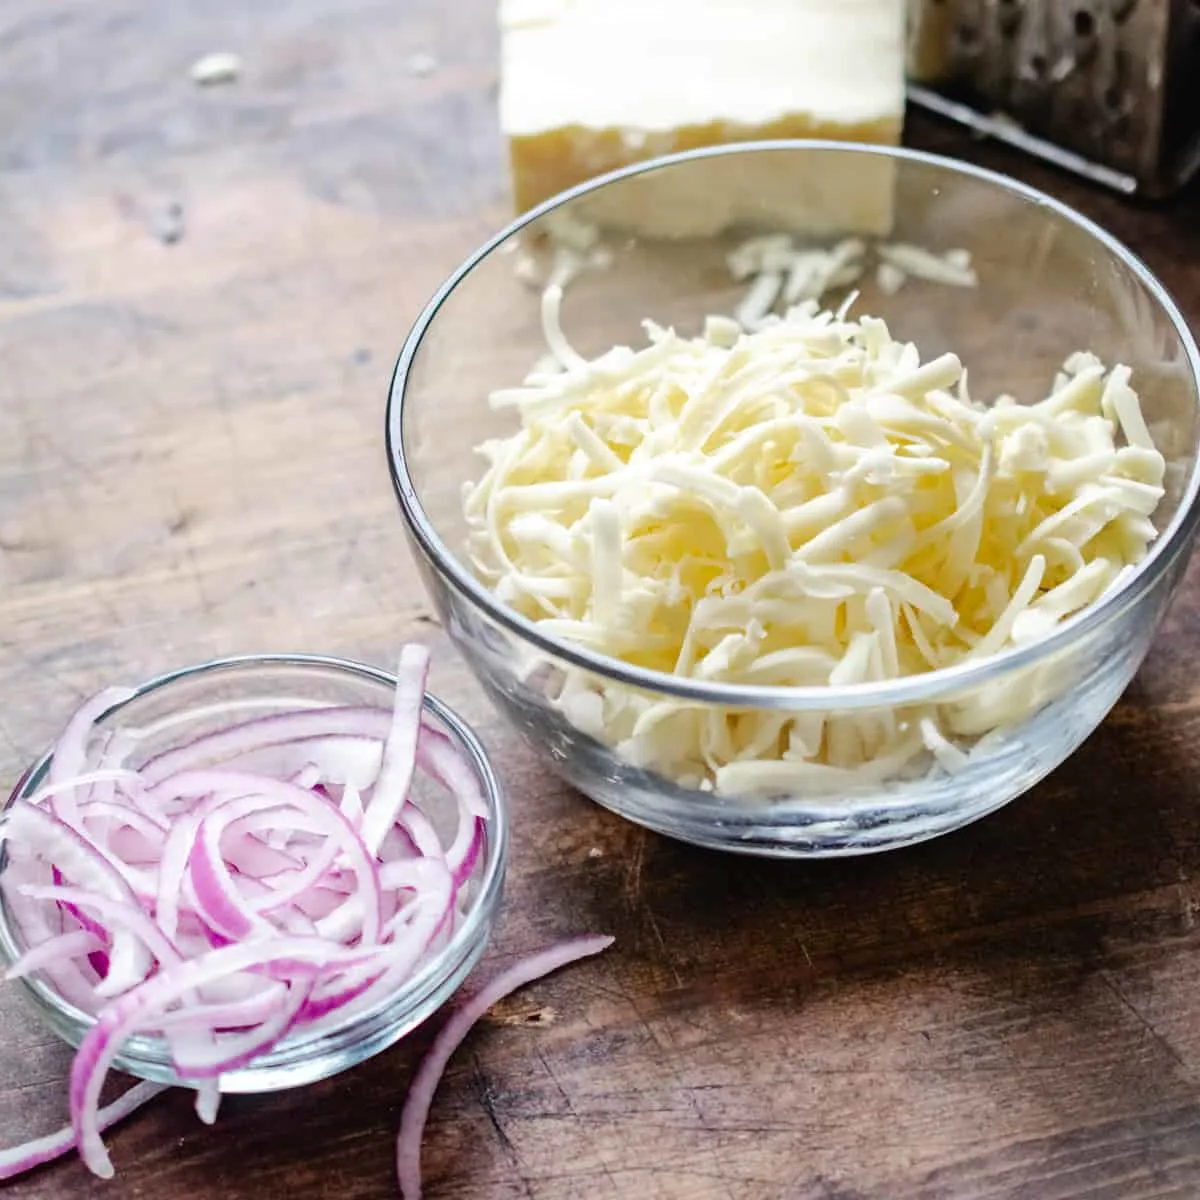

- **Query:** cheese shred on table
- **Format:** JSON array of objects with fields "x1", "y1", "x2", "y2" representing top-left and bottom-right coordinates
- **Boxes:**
[{"x1": 463, "y1": 295, "x2": 1166, "y2": 795}]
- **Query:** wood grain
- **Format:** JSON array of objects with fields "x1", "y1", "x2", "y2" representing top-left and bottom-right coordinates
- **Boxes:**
[{"x1": 4, "y1": 1, "x2": 1200, "y2": 1196}]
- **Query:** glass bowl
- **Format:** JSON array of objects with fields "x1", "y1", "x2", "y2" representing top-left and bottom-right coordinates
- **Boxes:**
[
  {"x1": 386, "y1": 141, "x2": 1200, "y2": 858},
  {"x1": 0, "y1": 654, "x2": 508, "y2": 1091}
]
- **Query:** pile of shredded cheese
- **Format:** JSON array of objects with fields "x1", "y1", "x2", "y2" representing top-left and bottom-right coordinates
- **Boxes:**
[{"x1": 463, "y1": 293, "x2": 1165, "y2": 796}]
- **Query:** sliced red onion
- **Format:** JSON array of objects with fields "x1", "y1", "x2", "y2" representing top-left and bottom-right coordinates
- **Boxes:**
[
  {"x1": 339, "y1": 783, "x2": 364, "y2": 828},
  {"x1": 79, "y1": 799, "x2": 169, "y2": 838},
  {"x1": 444, "y1": 817, "x2": 484, "y2": 888},
  {"x1": 169, "y1": 978, "x2": 315, "y2": 1078},
  {"x1": 417, "y1": 728, "x2": 489, "y2": 820},
  {"x1": 68, "y1": 937, "x2": 383, "y2": 1176},
  {"x1": 139, "y1": 708, "x2": 393, "y2": 785},
  {"x1": 249, "y1": 839, "x2": 341, "y2": 915},
  {"x1": 238, "y1": 737, "x2": 386, "y2": 791},
  {"x1": 0, "y1": 1080, "x2": 165, "y2": 1182},
  {"x1": 178, "y1": 774, "x2": 384, "y2": 945},
  {"x1": 19, "y1": 884, "x2": 183, "y2": 975},
  {"x1": 50, "y1": 864, "x2": 111, "y2": 977},
  {"x1": 194, "y1": 1082, "x2": 221, "y2": 1126},
  {"x1": 305, "y1": 861, "x2": 456, "y2": 1027},
  {"x1": 105, "y1": 825, "x2": 168, "y2": 870},
  {"x1": 1, "y1": 860, "x2": 102, "y2": 1008},
  {"x1": 395, "y1": 935, "x2": 615, "y2": 1200},
  {"x1": 155, "y1": 981, "x2": 287, "y2": 1034},
  {"x1": 0, "y1": 644, "x2": 506, "y2": 1183},
  {"x1": 4, "y1": 930, "x2": 103, "y2": 981},
  {"x1": 291, "y1": 763, "x2": 322, "y2": 791},
  {"x1": 3, "y1": 804, "x2": 154, "y2": 998},
  {"x1": 46, "y1": 688, "x2": 137, "y2": 828},
  {"x1": 20, "y1": 769, "x2": 145, "y2": 812},
  {"x1": 154, "y1": 812, "x2": 200, "y2": 943},
  {"x1": 399, "y1": 807, "x2": 444, "y2": 861},
  {"x1": 359, "y1": 644, "x2": 431, "y2": 855}
]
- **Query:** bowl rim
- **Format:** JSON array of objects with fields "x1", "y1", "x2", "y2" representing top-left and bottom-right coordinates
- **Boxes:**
[
  {"x1": 0, "y1": 652, "x2": 509, "y2": 1075},
  {"x1": 386, "y1": 139, "x2": 1200, "y2": 712}
]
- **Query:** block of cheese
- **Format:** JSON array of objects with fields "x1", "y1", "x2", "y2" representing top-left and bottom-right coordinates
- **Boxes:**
[{"x1": 500, "y1": 0, "x2": 907, "y2": 235}]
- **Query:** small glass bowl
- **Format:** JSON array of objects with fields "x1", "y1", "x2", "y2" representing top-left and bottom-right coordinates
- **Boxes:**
[
  {"x1": 0, "y1": 653, "x2": 508, "y2": 1092},
  {"x1": 387, "y1": 141, "x2": 1200, "y2": 858}
]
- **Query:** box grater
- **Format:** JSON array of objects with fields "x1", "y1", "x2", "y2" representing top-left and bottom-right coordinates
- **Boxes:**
[{"x1": 906, "y1": 0, "x2": 1200, "y2": 197}]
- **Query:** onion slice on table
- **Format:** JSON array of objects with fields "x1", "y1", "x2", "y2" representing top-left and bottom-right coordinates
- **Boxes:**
[
  {"x1": 0, "y1": 1080, "x2": 165, "y2": 1182},
  {"x1": 396, "y1": 934, "x2": 615, "y2": 1200}
]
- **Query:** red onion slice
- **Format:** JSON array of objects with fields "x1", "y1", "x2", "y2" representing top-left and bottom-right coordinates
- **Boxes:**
[
  {"x1": 1, "y1": 861, "x2": 102, "y2": 1008},
  {"x1": 0, "y1": 1080, "x2": 165, "y2": 1182},
  {"x1": 78, "y1": 799, "x2": 169, "y2": 838},
  {"x1": 395, "y1": 935, "x2": 614, "y2": 1200},
  {"x1": 155, "y1": 981, "x2": 286, "y2": 1034},
  {"x1": 4, "y1": 930, "x2": 103, "y2": 981},
  {"x1": 228, "y1": 737, "x2": 386, "y2": 791},
  {"x1": 169, "y1": 978, "x2": 315, "y2": 1078},
  {"x1": 46, "y1": 688, "x2": 137, "y2": 828},
  {"x1": 249, "y1": 838, "x2": 342, "y2": 915},
  {"x1": 19, "y1": 769, "x2": 145, "y2": 811},
  {"x1": 339, "y1": 783, "x2": 364, "y2": 828},
  {"x1": 416, "y1": 729, "x2": 489, "y2": 821},
  {"x1": 359, "y1": 644, "x2": 431, "y2": 855},
  {"x1": 193, "y1": 1082, "x2": 221, "y2": 1126},
  {"x1": 19, "y1": 884, "x2": 183, "y2": 981},
  {"x1": 398, "y1": 807, "x2": 444, "y2": 861},
  {"x1": 154, "y1": 812, "x2": 200, "y2": 943},
  {"x1": 305, "y1": 861, "x2": 456, "y2": 1028},
  {"x1": 3, "y1": 805, "x2": 154, "y2": 998},
  {"x1": 139, "y1": 707, "x2": 393, "y2": 785}
]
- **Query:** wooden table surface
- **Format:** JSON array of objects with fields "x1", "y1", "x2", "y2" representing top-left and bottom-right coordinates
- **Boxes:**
[{"x1": 4, "y1": 2, "x2": 1200, "y2": 1197}]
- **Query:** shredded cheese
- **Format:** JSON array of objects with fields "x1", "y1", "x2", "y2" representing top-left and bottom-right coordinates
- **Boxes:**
[
  {"x1": 728, "y1": 235, "x2": 976, "y2": 328},
  {"x1": 514, "y1": 211, "x2": 615, "y2": 294},
  {"x1": 513, "y1": 219, "x2": 976, "y2": 333},
  {"x1": 464, "y1": 294, "x2": 1165, "y2": 797}
]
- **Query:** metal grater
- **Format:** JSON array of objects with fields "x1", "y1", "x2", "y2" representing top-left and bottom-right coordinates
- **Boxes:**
[{"x1": 906, "y1": 0, "x2": 1200, "y2": 197}]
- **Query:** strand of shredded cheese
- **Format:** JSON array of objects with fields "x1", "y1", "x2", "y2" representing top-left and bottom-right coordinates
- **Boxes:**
[{"x1": 464, "y1": 294, "x2": 1166, "y2": 798}]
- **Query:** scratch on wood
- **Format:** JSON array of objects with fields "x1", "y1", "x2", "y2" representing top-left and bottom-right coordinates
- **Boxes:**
[
  {"x1": 625, "y1": 998, "x2": 740, "y2": 1199},
  {"x1": 645, "y1": 906, "x2": 683, "y2": 990},
  {"x1": 35, "y1": 428, "x2": 109, "y2": 492},
  {"x1": 471, "y1": 1052, "x2": 534, "y2": 1199},
  {"x1": 0, "y1": 719, "x2": 21, "y2": 759},
  {"x1": 15, "y1": 399, "x2": 57, "y2": 538},
  {"x1": 1099, "y1": 971, "x2": 1188, "y2": 1070},
  {"x1": 0, "y1": 636, "x2": 87, "y2": 702},
  {"x1": 623, "y1": 826, "x2": 647, "y2": 908},
  {"x1": 166, "y1": 486, "x2": 213, "y2": 618},
  {"x1": 87, "y1": 580, "x2": 126, "y2": 631},
  {"x1": 178, "y1": 529, "x2": 214, "y2": 617},
  {"x1": 534, "y1": 1045, "x2": 574, "y2": 1113}
]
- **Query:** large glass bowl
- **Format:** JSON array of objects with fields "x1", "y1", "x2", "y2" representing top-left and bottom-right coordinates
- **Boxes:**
[
  {"x1": 0, "y1": 654, "x2": 508, "y2": 1091},
  {"x1": 386, "y1": 142, "x2": 1200, "y2": 858}
]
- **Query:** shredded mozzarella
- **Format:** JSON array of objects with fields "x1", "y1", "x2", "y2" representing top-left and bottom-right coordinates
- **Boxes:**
[
  {"x1": 463, "y1": 295, "x2": 1165, "y2": 797},
  {"x1": 727, "y1": 235, "x2": 976, "y2": 328}
]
